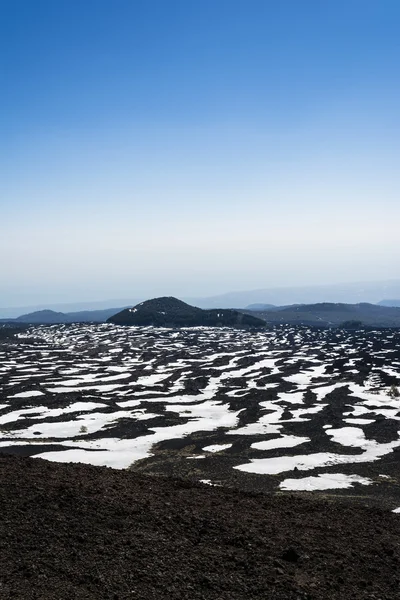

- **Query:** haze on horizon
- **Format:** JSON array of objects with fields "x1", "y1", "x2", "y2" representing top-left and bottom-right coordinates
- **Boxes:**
[{"x1": 2, "y1": 0, "x2": 399, "y2": 307}]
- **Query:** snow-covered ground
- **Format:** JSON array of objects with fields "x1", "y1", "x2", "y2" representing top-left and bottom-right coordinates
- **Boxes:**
[{"x1": 1, "y1": 323, "x2": 400, "y2": 497}]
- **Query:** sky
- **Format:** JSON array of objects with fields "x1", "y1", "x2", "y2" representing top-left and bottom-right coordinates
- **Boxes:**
[{"x1": 1, "y1": 0, "x2": 400, "y2": 306}]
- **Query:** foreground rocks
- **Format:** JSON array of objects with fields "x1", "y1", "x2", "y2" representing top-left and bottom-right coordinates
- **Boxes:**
[{"x1": 1, "y1": 454, "x2": 400, "y2": 599}]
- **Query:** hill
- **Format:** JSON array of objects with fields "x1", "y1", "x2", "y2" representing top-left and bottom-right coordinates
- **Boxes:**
[
  {"x1": 13, "y1": 307, "x2": 127, "y2": 324},
  {"x1": 245, "y1": 303, "x2": 276, "y2": 310},
  {"x1": 0, "y1": 299, "x2": 142, "y2": 319},
  {"x1": 244, "y1": 302, "x2": 400, "y2": 328},
  {"x1": 15, "y1": 309, "x2": 70, "y2": 324},
  {"x1": 108, "y1": 297, "x2": 265, "y2": 327}
]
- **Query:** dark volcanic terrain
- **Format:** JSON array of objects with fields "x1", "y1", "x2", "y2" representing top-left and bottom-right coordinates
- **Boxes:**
[
  {"x1": 1, "y1": 323, "x2": 400, "y2": 599},
  {"x1": 1, "y1": 322, "x2": 400, "y2": 506},
  {"x1": 108, "y1": 297, "x2": 265, "y2": 327},
  {"x1": 1, "y1": 453, "x2": 400, "y2": 600}
]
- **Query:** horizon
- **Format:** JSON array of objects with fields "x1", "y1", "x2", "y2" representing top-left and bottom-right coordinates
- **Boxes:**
[
  {"x1": 2, "y1": 1, "x2": 399, "y2": 305},
  {"x1": 1, "y1": 276, "x2": 400, "y2": 317}
]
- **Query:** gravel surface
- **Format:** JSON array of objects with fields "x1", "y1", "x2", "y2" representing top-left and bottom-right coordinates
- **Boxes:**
[{"x1": 1, "y1": 453, "x2": 400, "y2": 600}]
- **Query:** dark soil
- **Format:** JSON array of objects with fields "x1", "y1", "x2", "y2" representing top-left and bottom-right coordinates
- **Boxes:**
[{"x1": 1, "y1": 454, "x2": 400, "y2": 600}]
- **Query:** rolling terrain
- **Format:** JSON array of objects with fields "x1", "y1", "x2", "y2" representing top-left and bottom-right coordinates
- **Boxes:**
[
  {"x1": 1, "y1": 453, "x2": 400, "y2": 600},
  {"x1": 1, "y1": 322, "x2": 400, "y2": 506}
]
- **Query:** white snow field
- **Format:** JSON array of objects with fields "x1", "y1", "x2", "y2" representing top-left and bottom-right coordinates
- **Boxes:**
[{"x1": 1, "y1": 323, "x2": 400, "y2": 497}]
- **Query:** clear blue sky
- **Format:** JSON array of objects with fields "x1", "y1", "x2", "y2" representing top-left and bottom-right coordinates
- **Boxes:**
[{"x1": 1, "y1": 0, "x2": 399, "y2": 305}]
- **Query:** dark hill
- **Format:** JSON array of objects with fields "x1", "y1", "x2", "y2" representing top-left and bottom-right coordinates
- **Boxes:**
[
  {"x1": 243, "y1": 302, "x2": 400, "y2": 328},
  {"x1": 108, "y1": 297, "x2": 265, "y2": 328}
]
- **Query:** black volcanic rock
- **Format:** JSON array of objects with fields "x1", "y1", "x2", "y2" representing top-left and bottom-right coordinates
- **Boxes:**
[
  {"x1": 108, "y1": 297, "x2": 265, "y2": 328},
  {"x1": 1, "y1": 454, "x2": 400, "y2": 600},
  {"x1": 0, "y1": 324, "x2": 28, "y2": 338}
]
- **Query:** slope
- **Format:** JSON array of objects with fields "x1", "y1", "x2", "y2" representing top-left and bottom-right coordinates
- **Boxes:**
[{"x1": 108, "y1": 297, "x2": 265, "y2": 327}]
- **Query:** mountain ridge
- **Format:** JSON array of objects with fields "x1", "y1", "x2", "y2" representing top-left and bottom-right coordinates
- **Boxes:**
[
  {"x1": 0, "y1": 307, "x2": 129, "y2": 324},
  {"x1": 2, "y1": 279, "x2": 400, "y2": 316},
  {"x1": 188, "y1": 279, "x2": 400, "y2": 308},
  {"x1": 3, "y1": 299, "x2": 400, "y2": 329}
]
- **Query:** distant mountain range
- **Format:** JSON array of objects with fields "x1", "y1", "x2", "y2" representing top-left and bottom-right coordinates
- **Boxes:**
[
  {"x1": 0, "y1": 307, "x2": 129, "y2": 324},
  {"x1": 244, "y1": 302, "x2": 400, "y2": 328},
  {"x1": 2, "y1": 298, "x2": 400, "y2": 329},
  {"x1": 108, "y1": 297, "x2": 265, "y2": 328},
  {"x1": 0, "y1": 300, "x2": 141, "y2": 319},
  {"x1": 377, "y1": 299, "x2": 400, "y2": 307},
  {"x1": 187, "y1": 279, "x2": 400, "y2": 308},
  {"x1": 1, "y1": 279, "x2": 399, "y2": 317}
]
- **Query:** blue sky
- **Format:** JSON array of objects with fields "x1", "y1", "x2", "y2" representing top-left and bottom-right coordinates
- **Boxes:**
[{"x1": 1, "y1": 0, "x2": 400, "y2": 305}]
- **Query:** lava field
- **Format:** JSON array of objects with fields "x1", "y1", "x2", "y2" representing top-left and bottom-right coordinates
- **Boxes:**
[{"x1": 1, "y1": 324, "x2": 400, "y2": 508}]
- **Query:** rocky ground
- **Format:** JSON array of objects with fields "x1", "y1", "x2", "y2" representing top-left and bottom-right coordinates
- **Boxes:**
[
  {"x1": 1, "y1": 324, "x2": 400, "y2": 598},
  {"x1": 1, "y1": 453, "x2": 400, "y2": 600},
  {"x1": 1, "y1": 324, "x2": 400, "y2": 506}
]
